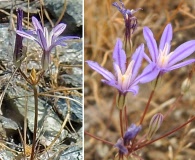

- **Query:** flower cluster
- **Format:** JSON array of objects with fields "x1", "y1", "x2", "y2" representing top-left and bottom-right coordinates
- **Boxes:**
[
  {"x1": 87, "y1": 23, "x2": 195, "y2": 97},
  {"x1": 16, "y1": 16, "x2": 79, "y2": 70}
]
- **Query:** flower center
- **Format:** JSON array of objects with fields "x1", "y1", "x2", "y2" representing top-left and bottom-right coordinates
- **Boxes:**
[
  {"x1": 157, "y1": 43, "x2": 173, "y2": 68},
  {"x1": 115, "y1": 60, "x2": 134, "y2": 91}
]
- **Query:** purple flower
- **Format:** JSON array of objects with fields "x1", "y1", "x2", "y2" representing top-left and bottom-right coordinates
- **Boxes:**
[
  {"x1": 115, "y1": 124, "x2": 141, "y2": 155},
  {"x1": 112, "y1": 0, "x2": 142, "y2": 47},
  {"x1": 16, "y1": 16, "x2": 79, "y2": 70},
  {"x1": 13, "y1": 8, "x2": 24, "y2": 67},
  {"x1": 115, "y1": 138, "x2": 128, "y2": 155},
  {"x1": 86, "y1": 38, "x2": 158, "y2": 95},
  {"x1": 143, "y1": 24, "x2": 195, "y2": 74},
  {"x1": 123, "y1": 124, "x2": 141, "y2": 145}
]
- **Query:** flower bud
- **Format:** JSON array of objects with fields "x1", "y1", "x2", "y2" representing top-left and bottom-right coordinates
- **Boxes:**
[
  {"x1": 147, "y1": 113, "x2": 164, "y2": 140},
  {"x1": 123, "y1": 124, "x2": 141, "y2": 145},
  {"x1": 114, "y1": 138, "x2": 128, "y2": 155},
  {"x1": 13, "y1": 8, "x2": 25, "y2": 67},
  {"x1": 116, "y1": 93, "x2": 126, "y2": 110},
  {"x1": 181, "y1": 78, "x2": 191, "y2": 94}
]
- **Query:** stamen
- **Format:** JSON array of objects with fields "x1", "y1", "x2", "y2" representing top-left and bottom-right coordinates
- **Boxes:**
[{"x1": 157, "y1": 43, "x2": 173, "y2": 68}]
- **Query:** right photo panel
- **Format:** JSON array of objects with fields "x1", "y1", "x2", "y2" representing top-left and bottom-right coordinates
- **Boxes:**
[{"x1": 84, "y1": 0, "x2": 195, "y2": 160}]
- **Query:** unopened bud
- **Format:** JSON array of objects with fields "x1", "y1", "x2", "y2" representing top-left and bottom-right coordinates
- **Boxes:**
[
  {"x1": 116, "y1": 93, "x2": 126, "y2": 110},
  {"x1": 181, "y1": 78, "x2": 191, "y2": 94},
  {"x1": 147, "y1": 113, "x2": 164, "y2": 140}
]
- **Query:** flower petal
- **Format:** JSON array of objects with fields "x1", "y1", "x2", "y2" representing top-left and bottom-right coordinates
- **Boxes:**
[
  {"x1": 137, "y1": 63, "x2": 160, "y2": 83},
  {"x1": 168, "y1": 40, "x2": 195, "y2": 66},
  {"x1": 102, "y1": 79, "x2": 121, "y2": 91},
  {"x1": 52, "y1": 23, "x2": 66, "y2": 38},
  {"x1": 37, "y1": 29, "x2": 47, "y2": 50},
  {"x1": 143, "y1": 27, "x2": 158, "y2": 63},
  {"x1": 16, "y1": 30, "x2": 36, "y2": 41},
  {"x1": 168, "y1": 59, "x2": 195, "y2": 71},
  {"x1": 112, "y1": 38, "x2": 126, "y2": 74},
  {"x1": 32, "y1": 16, "x2": 43, "y2": 32},
  {"x1": 123, "y1": 124, "x2": 142, "y2": 145},
  {"x1": 159, "y1": 24, "x2": 172, "y2": 52},
  {"x1": 86, "y1": 61, "x2": 115, "y2": 81},
  {"x1": 114, "y1": 138, "x2": 128, "y2": 155},
  {"x1": 131, "y1": 43, "x2": 144, "y2": 80},
  {"x1": 49, "y1": 36, "x2": 79, "y2": 52},
  {"x1": 126, "y1": 85, "x2": 139, "y2": 95},
  {"x1": 144, "y1": 52, "x2": 152, "y2": 63}
]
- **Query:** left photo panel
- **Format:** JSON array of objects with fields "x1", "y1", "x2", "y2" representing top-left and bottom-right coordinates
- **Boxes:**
[{"x1": 0, "y1": 1, "x2": 83, "y2": 159}]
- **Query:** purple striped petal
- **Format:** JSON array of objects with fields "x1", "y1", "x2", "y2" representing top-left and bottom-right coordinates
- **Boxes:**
[
  {"x1": 144, "y1": 52, "x2": 152, "y2": 63},
  {"x1": 159, "y1": 24, "x2": 172, "y2": 52},
  {"x1": 168, "y1": 59, "x2": 195, "y2": 71},
  {"x1": 32, "y1": 17, "x2": 43, "y2": 32},
  {"x1": 52, "y1": 36, "x2": 79, "y2": 45},
  {"x1": 86, "y1": 61, "x2": 115, "y2": 81},
  {"x1": 137, "y1": 63, "x2": 160, "y2": 83},
  {"x1": 37, "y1": 29, "x2": 47, "y2": 50},
  {"x1": 17, "y1": 30, "x2": 43, "y2": 49},
  {"x1": 127, "y1": 85, "x2": 139, "y2": 95},
  {"x1": 16, "y1": 30, "x2": 35, "y2": 41},
  {"x1": 49, "y1": 36, "x2": 79, "y2": 51},
  {"x1": 168, "y1": 40, "x2": 195, "y2": 66},
  {"x1": 52, "y1": 23, "x2": 66, "y2": 37},
  {"x1": 102, "y1": 79, "x2": 120, "y2": 91},
  {"x1": 112, "y1": 38, "x2": 126, "y2": 74},
  {"x1": 143, "y1": 27, "x2": 158, "y2": 62},
  {"x1": 131, "y1": 43, "x2": 144, "y2": 80}
]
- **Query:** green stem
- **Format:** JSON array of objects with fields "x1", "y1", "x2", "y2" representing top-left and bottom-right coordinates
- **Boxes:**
[{"x1": 30, "y1": 85, "x2": 38, "y2": 160}]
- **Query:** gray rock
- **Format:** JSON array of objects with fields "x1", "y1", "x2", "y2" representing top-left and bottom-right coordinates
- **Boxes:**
[
  {"x1": 4, "y1": 83, "x2": 68, "y2": 145},
  {"x1": 44, "y1": 0, "x2": 82, "y2": 35}
]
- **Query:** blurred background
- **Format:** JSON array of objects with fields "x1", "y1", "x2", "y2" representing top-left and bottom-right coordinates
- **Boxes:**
[{"x1": 84, "y1": 0, "x2": 195, "y2": 159}]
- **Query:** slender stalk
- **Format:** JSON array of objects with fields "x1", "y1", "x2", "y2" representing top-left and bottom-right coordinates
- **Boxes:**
[
  {"x1": 23, "y1": 92, "x2": 28, "y2": 157},
  {"x1": 139, "y1": 90, "x2": 155, "y2": 125},
  {"x1": 133, "y1": 116, "x2": 195, "y2": 151},
  {"x1": 139, "y1": 74, "x2": 160, "y2": 125},
  {"x1": 30, "y1": 85, "x2": 38, "y2": 160},
  {"x1": 84, "y1": 131, "x2": 114, "y2": 146},
  {"x1": 164, "y1": 94, "x2": 183, "y2": 118},
  {"x1": 124, "y1": 106, "x2": 128, "y2": 131},
  {"x1": 120, "y1": 109, "x2": 124, "y2": 137},
  {"x1": 131, "y1": 75, "x2": 160, "y2": 150}
]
